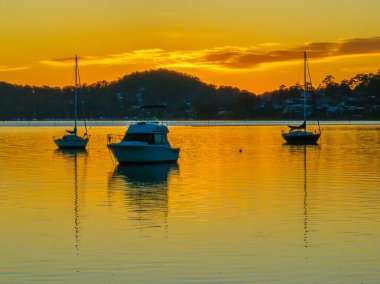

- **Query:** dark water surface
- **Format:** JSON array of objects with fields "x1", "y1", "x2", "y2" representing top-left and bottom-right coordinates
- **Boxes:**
[{"x1": 0, "y1": 125, "x2": 379, "y2": 283}]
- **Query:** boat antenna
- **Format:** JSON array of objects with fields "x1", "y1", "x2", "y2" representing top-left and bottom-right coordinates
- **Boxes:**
[{"x1": 74, "y1": 55, "x2": 78, "y2": 135}]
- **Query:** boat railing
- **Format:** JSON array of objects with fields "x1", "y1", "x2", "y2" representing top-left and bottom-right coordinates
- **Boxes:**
[
  {"x1": 107, "y1": 134, "x2": 124, "y2": 144},
  {"x1": 132, "y1": 120, "x2": 168, "y2": 126}
]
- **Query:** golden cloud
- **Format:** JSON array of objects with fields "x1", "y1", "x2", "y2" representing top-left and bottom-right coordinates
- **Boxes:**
[
  {"x1": 0, "y1": 65, "x2": 29, "y2": 72},
  {"x1": 40, "y1": 36, "x2": 380, "y2": 71}
]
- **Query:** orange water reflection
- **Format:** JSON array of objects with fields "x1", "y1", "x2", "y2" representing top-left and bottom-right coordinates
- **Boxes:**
[{"x1": 0, "y1": 125, "x2": 379, "y2": 283}]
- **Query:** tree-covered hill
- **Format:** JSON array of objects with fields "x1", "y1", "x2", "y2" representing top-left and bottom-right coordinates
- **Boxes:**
[
  {"x1": 0, "y1": 69, "x2": 258, "y2": 120},
  {"x1": 0, "y1": 68, "x2": 379, "y2": 120}
]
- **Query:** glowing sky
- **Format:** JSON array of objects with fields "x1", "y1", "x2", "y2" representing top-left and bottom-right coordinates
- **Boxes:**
[{"x1": 1, "y1": 0, "x2": 380, "y2": 93}]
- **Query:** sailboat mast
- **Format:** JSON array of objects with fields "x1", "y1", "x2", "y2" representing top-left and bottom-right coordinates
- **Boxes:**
[
  {"x1": 303, "y1": 51, "x2": 307, "y2": 129},
  {"x1": 74, "y1": 55, "x2": 78, "y2": 134}
]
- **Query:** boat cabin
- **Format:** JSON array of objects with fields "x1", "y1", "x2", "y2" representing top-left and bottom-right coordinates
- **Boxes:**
[{"x1": 122, "y1": 122, "x2": 169, "y2": 145}]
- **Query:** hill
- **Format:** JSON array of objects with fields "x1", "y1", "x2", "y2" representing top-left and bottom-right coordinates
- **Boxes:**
[
  {"x1": 0, "y1": 69, "x2": 258, "y2": 120},
  {"x1": 0, "y1": 69, "x2": 379, "y2": 120}
]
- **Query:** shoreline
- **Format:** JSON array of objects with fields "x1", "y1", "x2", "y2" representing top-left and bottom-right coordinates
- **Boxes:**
[{"x1": 0, "y1": 120, "x2": 379, "y2": 127}]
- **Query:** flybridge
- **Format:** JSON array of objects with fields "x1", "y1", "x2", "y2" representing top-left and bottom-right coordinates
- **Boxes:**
[{"x1": 127, "y1": 122, "x2": 169, "y2": 134}]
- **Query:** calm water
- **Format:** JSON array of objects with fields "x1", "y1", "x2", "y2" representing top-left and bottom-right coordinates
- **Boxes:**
[{"x1": 0, "y1": 125, "x2": 380, "y2": 283}]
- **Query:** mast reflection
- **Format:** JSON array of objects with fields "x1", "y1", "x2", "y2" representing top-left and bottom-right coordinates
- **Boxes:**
[
  {"x1": 108, "y1": 163, "x2": 179, "y2": 230},
  {"x1": 284, "y1": 144, "x2": 319, "y2": 247},
  {"x1": 303, "y1": 145, "x2": 308, "y2": 247},
  {"x1": 55, "y1": 148, "x2": 87, "y2": 254}
]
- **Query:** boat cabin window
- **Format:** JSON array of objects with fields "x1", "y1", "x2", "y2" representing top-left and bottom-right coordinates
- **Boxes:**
[
  {"x1": 123, "y1": 133, "x2": 153, "y2": 143},
  {"x1": 153, "y1": 133, "x2": 167, "y2": 144},
  {"x1": 122, "y1": 133, "x2": 167, "y2": 144}
]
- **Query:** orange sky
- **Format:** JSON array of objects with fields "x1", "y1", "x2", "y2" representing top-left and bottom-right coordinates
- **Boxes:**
[{"x1": 1, "y1": 0, "x2": 380, "y2": 94}]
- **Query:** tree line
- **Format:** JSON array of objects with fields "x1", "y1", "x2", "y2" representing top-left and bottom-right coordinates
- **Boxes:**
[{"x1": 0, "y1": 69, "x2": 379, "y2": 120}]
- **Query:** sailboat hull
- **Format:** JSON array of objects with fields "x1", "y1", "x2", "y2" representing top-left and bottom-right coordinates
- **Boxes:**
[
  {"x1": 282, "y1": 132, "x2": 320, "y2": 145},
  {"x1": 54, "y1": 135, "x2": 89, "y2": 149}
]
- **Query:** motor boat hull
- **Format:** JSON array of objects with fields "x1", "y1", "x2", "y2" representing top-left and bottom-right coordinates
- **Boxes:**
[
  {"x1": 54, "y1": 136, "x2": 89, "y2": 149},
  {"x1": 108, "y1": 144, "x2": 180, "y2": 164},
  {"x1": 282, "y1": 132, "x2": 320, "y2": 145}
]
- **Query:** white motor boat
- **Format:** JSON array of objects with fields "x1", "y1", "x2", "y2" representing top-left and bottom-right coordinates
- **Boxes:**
[
  {"x1": 54, "y1": 55, "x2": 89, "y2": 149},
  {"x1": 107, "y1": 121, "x2": 180, "y2": 164}
]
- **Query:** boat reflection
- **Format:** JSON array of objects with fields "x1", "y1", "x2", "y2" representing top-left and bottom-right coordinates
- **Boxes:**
[
  {"x1": 283, "y1": 144, "x2": 320, "y2": 247},
  {"x1": 302, "y1": 145, "x2": 309, "y2": 247},
  {"x1": 113, "y1": 162, "x2": 179, "y2": 186},
  {"x1": 55, "y1": 148, "x2": 88, "y2": 156},
  {"x1": 55, "y1": 148, "x2": 88, "y2": 254},
  {"x1": 108, "y1": 162, "x2": 179, "y2": 231}
]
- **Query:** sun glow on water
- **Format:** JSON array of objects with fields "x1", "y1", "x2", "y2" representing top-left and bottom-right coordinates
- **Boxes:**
[{"x1": 0, "y1": 125, "x2": 379, "y2": 283}]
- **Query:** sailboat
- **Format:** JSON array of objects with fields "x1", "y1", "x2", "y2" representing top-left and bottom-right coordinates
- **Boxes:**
[
  {"x1": 54, "y1": 55, "x2": 89, "y2": 149},
  {"x1": 282, "y1": 52, "x2": 321, "y2": 145}
]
